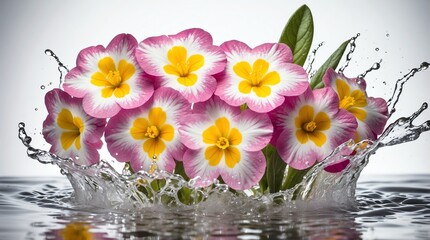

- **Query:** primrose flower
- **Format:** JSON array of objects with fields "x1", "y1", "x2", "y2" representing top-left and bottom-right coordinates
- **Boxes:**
[
  {"x1": 135, "y1": 28, "x2": 226, "y2": 103},
  {"x1": 63, "y1": 34, "x2": 154, "y2": 118},
  {"x1": 215, "y1": 40, "x2": 309, "y2": 113},
  {"x1": 42, "y1": 89, "x2": 106, "y2": 166},
  {"x1": 179, "y1": 97, "x2": 273, "y2": 190},
  {"x1": 323, "y1": 68, "x2": 389, "y2": 141},
  {"x1": 105, "y1": 87, "x2": 189, "y2": 173},
  {"x1": 270, "y1": 88, "x2": 357, "y2": 170}
]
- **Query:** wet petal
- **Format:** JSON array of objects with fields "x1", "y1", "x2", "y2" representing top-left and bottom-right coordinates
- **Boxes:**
[
  {"x1": 205, "y1": 145, "x2": 223, "y2": 166},
  {"x1": 130, "y1": 118, "x2": 150, "y2": 140},
  {"x1": 260, "y1": 71, "x2": 280, "y2": 85},
  {"x1": 224, "y1": 147, "x2": 241, "y2": 168},
  {"x1": 118, "y1": 59, "x2": 136, "y2": 81},
  {"x1": 98, "y1": 56, "x2": 116, "y2": 74},
  {"x1": 215, "y1": 117, "x2": 230, "y2": 138},
  {"x1": 143, "y1": 138, "x2": 166, "y2": 158},
  {"x1": 314, "y1": 111, "x2": 331, "y2": 131},
  {"x1": 308, "y1": 131, "x2": 326, "y2": 147},
  {"x1": 160, "y1": 124, "x2": 174, "y2": 141},
  {"x1": 233, "y1": 61, "x2": 251, "y2": 79},
  {"x1": 188, "y1": 54, "x2": 204, "y2": 72},
  {"x1": 295, "y1": 129, "x2": 309, "y2": 144},
  {"x1": 238, "y1": 80, "x2": 252, "y2": 94},
  {"x1": 253, "y1": 85, "x2": 271, "y2": 98},
  {"x1": 253, "y1": 59, "x2": 269, "y2": 76},
  {"x1": 335, "y1": 79, "x2": 350, "y2": 100},
  {"x1": 148, "y1": 107, "x2": 167, "y2": 126},
  {"x1": 228, "y1": 128, "x2": 242, "y2": 146}
]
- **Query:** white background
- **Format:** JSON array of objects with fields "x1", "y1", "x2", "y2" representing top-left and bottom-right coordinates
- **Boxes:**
[{"x1": 1, "y1": 0, "x2": 429, "y2": 176}]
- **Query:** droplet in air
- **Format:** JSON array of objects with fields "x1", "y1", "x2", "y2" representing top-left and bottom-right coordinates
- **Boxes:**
[
  {"x1": 34, "y1": 108, "x2": 38, "y2": 111},
  {"x1": 44, "y1": 49, "x2": 54, "y2": 56},
  {"x1": 40, "y1": 85, "x2": 45, "y2": 90},
  {"x1": 375, "y1": 48, "x2": 379, "y2": 51}
]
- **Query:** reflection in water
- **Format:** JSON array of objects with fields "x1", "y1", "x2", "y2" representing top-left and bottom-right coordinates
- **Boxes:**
[{"x1": 1, "y1": 176, "x2": 429, "y2": 239}]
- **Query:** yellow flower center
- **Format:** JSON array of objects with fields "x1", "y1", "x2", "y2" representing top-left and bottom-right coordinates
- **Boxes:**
[
  {"x1": 294, "y1": 105, "x2": 330, "y2": 147},
  {"x1": 105, "y1": 70, "x2": 122, "y2": 87},
  {"x1": 339, "y1": 95, "x2": 356, "y2": 110},
  {"x1": 163, "y1": 46, "x2": 205, "y2": 87},
  {"x1": 216, "y1": 137, "x2": 230, "y2": 149},
  {"x1": 145, "y1": 125, "x2": 159, "y2": 138},
  {"x1": 234, "y1": 59, "x2": 280, "y2": 98},
  {"x1": 130, "y1": 107, "x2": 174, "y2": 158},
  {"x1": 90, "y1": 57, "x2": 135, "y2": 98},
  {"x1": 202, "y1": 117, "x2": 242, "y2": 168},
  {"x1": 303, "y1": 121, "x2": 317, "y2": 132},
  {"x1": 335, "y1": 79, "x2": 368, "y2": 121},
  {"x1": 57, "y1": 108, "x2": 84, "y2": 151},
  {"x1": 60, "y1": 222, "x2": 93, "y2": 240}
]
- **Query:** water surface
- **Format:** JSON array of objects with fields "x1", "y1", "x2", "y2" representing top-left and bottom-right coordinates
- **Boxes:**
[{"x1": 1, "y1": 175, "x2": 429, "y2": 239}]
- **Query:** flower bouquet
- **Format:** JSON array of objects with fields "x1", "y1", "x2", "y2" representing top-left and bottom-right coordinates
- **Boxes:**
[{"x1": 24, "y1": 5, "x2": 419, "y2": 206}]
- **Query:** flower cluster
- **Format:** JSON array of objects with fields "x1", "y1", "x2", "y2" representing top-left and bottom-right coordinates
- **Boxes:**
[{"x1": 42, "y1": 28, "x2": 388, "y2": 191}]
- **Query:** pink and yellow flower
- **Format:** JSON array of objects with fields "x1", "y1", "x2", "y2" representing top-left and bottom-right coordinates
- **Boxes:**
[
  {"x1": 135, "y1": 28, "x2": 226, "y2": 103},
  {"x1": 42, "y1": 89, "x2": 106, "y2": 166},
  {"x1": 63, "y1": 34, "x2": 154, "y2": 118},
  {"x1": 270, "y1": 88, "x2": 357, "y2": 170},
  {"x1": 323, "y1": 68, "x2": 389, "y2": 141},
  {"x1": 105, "y1": 88, "x2": 190, "y2": 173},
  {"x1": 215, "y1": 40, "x2": 309, "y2": 113},
  {"x1": 179, "y1": 97, "x2": 273, "y2": 190}
]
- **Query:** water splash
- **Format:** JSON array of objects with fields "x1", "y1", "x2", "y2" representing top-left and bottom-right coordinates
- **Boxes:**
[
  {"x1": 338, "y1": 33, "x2": 360, "y2": 73},
  {"x1": 387, "y1": 62, "x2": 429, "y2": 117},
  {"x1": 17, "y1": 96, "x2": 430, "y2": 208},
  {"x1": 357, "y1": 59, "x2": 382, "y2": 79},
  {"x1": 306, "y1": 42, "x2": 325, "y2": 78},
  {"x1": 45, "y1": 49, "x2": 69, "y2": 88}
]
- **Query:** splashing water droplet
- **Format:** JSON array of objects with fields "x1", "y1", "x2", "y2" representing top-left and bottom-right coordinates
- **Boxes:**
[
  {"x1": 357, "y1": 59, "x2": 382, "y2": 79},
  {"x1": 387, "y1": 62, "x2": 430, "y2": 118},
  {"x1": 306, "y1": 41, "x2": 325, "y2": 76},
  {"x1": 44, "y1": 49, "x2": 69, "y2": 88},
  {"x1": 339, "y1": 33, "x2": 360, "y2": 73}
]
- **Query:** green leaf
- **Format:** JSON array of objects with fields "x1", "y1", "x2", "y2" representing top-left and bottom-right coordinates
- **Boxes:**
[
  {"x1": 279, "y1": 4, "x2": 314, "y2": 66},
  {"x1": 262, "y1": 144, "x2": 287, "y2": 193},
  {"x1": 310, "y1": 40, "x2": 349, "y2": 89}
]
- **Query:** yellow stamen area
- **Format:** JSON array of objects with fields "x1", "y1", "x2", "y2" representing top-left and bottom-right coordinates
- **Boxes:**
[
  {"x1": 60, "y1": 223, "x2": 93, "y2": 240},
  {"x1": 202, "y1": 117, "x2": 242, "y2": 168},
  {"x1": 90, "y1": 57, "x2": 135, "y2": 98},
  {"x1": 336, "y1": 79, "x2": 368, "y2": 121},
  {"x1": 294, "y1": 105, "x2": 330, "y2": 147},
  {"x1": 163, "y1": 46, "x2": 204, "y2": 87},
  {"x1": 129, "y1": 107, "x2": 174, "y2": 158},
  {"x1": 57, "y1": 108, "x2": 84, "y2": 151},
  {"x1": 234, "y1": 59, "x2": 280, "y2": 98}
]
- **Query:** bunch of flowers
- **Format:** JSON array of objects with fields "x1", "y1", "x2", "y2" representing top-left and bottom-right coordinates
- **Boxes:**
[{"x1": 42, "y1": 5, "x2": 388, "y2": 196}]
